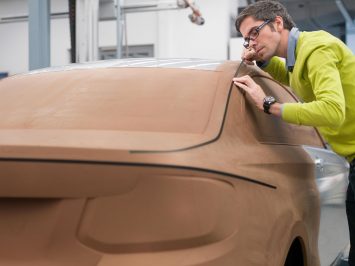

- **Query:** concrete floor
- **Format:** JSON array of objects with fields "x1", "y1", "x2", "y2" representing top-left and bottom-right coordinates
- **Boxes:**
[{"x1": 319, "y1": 203, "x2": 349, "y2": 266}]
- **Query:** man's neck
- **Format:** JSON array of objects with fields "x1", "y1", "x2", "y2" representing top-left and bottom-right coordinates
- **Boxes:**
[{"x1": 276, "y1": 29, "x2": 290, "y2": 58}]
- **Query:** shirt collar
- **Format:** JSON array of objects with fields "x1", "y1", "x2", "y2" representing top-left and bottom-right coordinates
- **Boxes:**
[{"x1": 286, "y1": 27, "x2": 300, "y2": 72}]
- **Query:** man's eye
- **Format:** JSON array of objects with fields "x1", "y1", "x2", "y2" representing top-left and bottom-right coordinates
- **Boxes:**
[{"x1": 249, "y1": 29, "x2": 258, "y2": 38}]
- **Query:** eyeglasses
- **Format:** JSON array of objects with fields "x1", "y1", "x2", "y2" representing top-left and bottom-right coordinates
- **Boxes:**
[{"x1": 243, "y1": 19, "x2": 271, "y2": 48}]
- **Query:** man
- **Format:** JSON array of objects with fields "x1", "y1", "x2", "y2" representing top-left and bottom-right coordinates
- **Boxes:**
[{"x1": 233, "y1": 0, "x2": 355, "y2": 264}]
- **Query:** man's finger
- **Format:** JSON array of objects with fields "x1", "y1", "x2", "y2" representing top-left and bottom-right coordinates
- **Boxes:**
[
  {"x1": 244, "y1": 60, "x2": 254, "y2": 65},
  {"x1": 233, "y1": 75, "x2": 253, "y2": 85},
  {"x1": 233, "y1": 81, "x2": 250, "y2": 92}
]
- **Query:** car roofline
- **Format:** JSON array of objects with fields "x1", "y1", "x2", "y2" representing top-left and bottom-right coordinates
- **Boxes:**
[{"x1": 25, "y1": 58, "x2": 226, "y2": 76}]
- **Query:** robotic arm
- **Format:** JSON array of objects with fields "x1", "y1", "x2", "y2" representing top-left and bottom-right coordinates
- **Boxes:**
[{"x1": 178, "y1": 0, "x2": 205, "y2": 25}]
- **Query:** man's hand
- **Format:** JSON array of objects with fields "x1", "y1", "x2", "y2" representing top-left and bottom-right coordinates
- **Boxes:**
[
  {"x1": 241, "y1": 47, "x2": 263, "y2": 65},
  {"x1": 233, "y1": 75, "x2": 282, "y2": 117},
  {"x1": 233, "y1": 75, "x2": 266, "y2": 110}
]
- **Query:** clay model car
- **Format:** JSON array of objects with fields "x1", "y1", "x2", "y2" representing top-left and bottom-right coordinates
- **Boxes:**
[{"x1": 0, "y1": 58, "x2": 349, "y2": 266}]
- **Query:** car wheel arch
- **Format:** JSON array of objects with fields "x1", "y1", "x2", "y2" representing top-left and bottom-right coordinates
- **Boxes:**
[
  {"x1": 282, "y1": 220, "x2": 320, "y2": 266},
  {"x1": 265, "y1": 214, "x2": 315, "y2": 266},
  {"x1": 284, "y1": 237, "x2": 307, "y2": 266}
]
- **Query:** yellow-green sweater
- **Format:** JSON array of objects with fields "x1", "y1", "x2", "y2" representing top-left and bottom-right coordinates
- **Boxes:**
[{"x1": 264, "y1": 30, "x2": 355, "y2": 162}]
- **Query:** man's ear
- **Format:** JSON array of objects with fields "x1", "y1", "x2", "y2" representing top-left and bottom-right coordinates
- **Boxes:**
[{"x1": 274, "y1": 16, "x2": 284, "y2": 32}]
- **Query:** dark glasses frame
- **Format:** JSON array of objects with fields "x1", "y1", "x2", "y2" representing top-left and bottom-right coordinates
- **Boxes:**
[{"x1": 243, "y1": 19, "x2": 271, "y2": 48}]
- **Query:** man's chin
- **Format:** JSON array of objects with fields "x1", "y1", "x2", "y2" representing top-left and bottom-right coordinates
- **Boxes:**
[{"x1": 258, "y1": 53, "x2": 272, "y2": 62}]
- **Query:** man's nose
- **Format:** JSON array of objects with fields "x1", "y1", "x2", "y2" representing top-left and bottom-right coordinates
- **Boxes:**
[{"x1": 249, "y1": 39, "x2": 257, "y2": 48}]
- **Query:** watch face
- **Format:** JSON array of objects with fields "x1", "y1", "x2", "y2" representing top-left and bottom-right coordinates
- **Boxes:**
[{"x1": 264, "y1": 96, "x2": 275, "y2": 104}]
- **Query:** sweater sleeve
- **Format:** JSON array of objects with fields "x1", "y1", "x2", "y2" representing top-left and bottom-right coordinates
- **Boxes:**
[
  {"x1": 282, "y1": 45, "x2": 346, "y2": 128},
  {"x1": 263, "y1": 57, "x2": 290, "y2": 86}
]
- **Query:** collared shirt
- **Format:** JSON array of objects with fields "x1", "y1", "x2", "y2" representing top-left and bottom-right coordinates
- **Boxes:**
[{"x1": 286, "y1": 27, "x2": 300, "y2": 72}]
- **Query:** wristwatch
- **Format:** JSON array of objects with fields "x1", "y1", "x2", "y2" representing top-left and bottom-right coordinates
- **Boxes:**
[{"x1": 263, "y1": 96, "x2": 277, "y2": 114}]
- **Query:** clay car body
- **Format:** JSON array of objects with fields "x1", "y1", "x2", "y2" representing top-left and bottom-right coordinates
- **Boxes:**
[{"x1": 0, "y1": 58, "x2": 349, "y2": 266}]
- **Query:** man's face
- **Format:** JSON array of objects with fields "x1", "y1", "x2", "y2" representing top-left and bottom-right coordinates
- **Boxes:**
[{"x1": 239, "y1": 16, "x2": 281, "y2": 61}]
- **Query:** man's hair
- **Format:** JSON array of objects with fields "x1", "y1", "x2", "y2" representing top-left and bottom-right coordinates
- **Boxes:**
[{"x1": 235, "y1": 0, "x2": 296, "y2": 32}]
